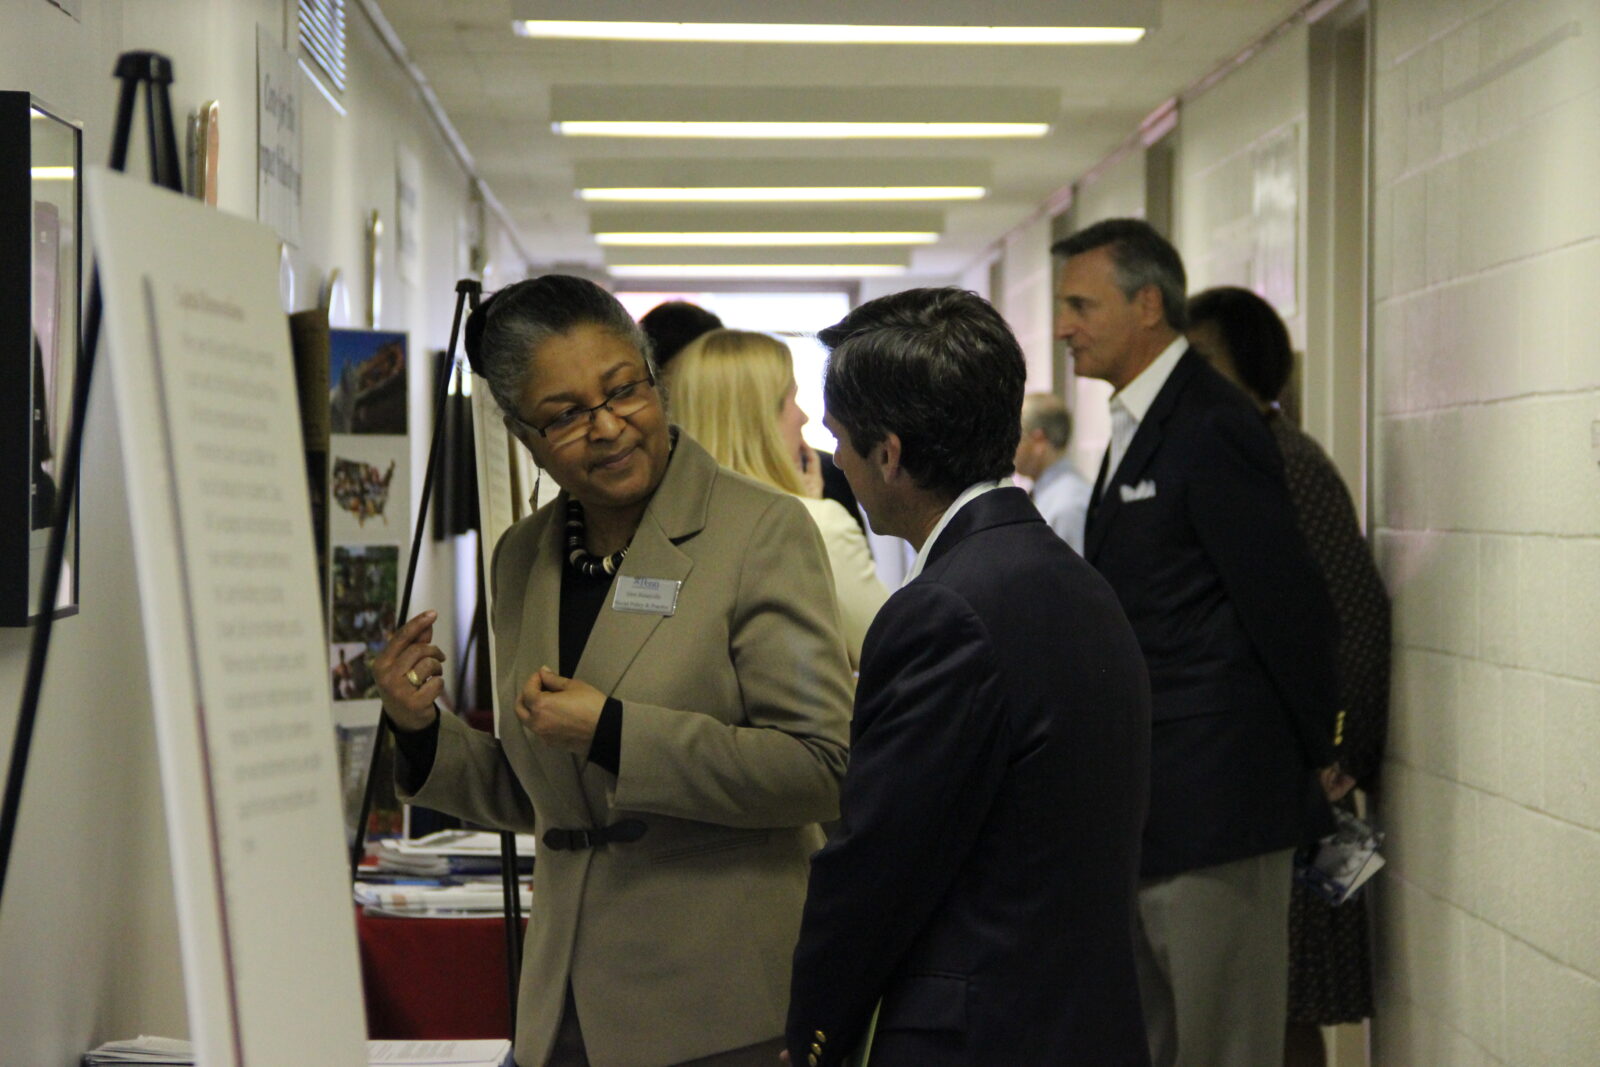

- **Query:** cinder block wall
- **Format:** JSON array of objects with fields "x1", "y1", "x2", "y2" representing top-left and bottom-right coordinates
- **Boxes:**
[{"x1": 1372, "y1": 0, "x2": 1600, "y2": 1062}]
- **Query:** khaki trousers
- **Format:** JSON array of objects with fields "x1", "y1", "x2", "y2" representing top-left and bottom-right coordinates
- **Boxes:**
[
  {"x1": 543, "y1": 983, "x2": 786, "y2": 1066},
  {"x1": 1134, "y1": 848, "x2": 1295, "y2": 1067}
]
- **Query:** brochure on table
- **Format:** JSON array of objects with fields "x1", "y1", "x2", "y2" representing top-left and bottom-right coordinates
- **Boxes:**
[{"x1": 86, "y1": 166, "x2": 367, "y2": 1067}]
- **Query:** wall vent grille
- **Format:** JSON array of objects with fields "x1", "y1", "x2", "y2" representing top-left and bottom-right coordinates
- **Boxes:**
[{"x1": 298, "y1": 0, "x2": 348, "y2": 93}]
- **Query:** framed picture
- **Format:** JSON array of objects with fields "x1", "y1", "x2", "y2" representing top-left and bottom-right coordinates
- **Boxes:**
[{"x1": 1, "y1": 92, "x2": 82, "y2": 625}]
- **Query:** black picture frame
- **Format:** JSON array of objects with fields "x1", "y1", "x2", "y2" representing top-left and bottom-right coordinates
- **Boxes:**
[{"x1": 1, "y1": 91, "x2": 82, "y2": 625}]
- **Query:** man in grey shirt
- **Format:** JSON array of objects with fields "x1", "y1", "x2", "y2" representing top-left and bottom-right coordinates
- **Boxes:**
[{"x1": 1014, "y1": 392, "x2": 1093, "y2": 553}]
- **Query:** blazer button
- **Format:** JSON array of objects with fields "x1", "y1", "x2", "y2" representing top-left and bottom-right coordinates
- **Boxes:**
[
  {"x1": 815, "y1": 1030, "x2": 827, "y2": 1042},
  {"x1": 811, "y1": 1043, "x2": 823, "y2": 1055},
  {"x1": 807, "y1": 1056, "x2": 818, "y2": 1067}
]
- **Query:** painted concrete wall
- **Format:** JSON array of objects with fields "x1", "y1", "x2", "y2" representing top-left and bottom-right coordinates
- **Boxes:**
[{"x1": 1370, "y1": 0, "x2": 1600, "y2": 1062}]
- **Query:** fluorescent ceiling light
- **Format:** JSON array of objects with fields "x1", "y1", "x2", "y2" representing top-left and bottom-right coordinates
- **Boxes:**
[
  {"x1": 30, "y1": 166, "x2": 75, "y2": 180},
  {"x1": 596, "y1": 231, "x2": 939, "y2": 247},
  {"x1": 555, "y1": 121, "x2": 1048, "y2": 139},
  {"x1": 580, "y1": 186, "x2": 986, "y2": 202},
  {"x1": 517, "y1": 21, "x2": 1143, "y2": 45},
  {"x1": 610, "y1": 264, "x2": 907, "y2": 279}
]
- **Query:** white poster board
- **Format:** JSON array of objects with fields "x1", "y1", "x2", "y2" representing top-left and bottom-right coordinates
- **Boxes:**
[
  {"x1": 325, "y1": 328, "x2": 412, "y2": 734},
  {"x1": 86, "y1": 167, "x2": 365, "y2": 1067}
]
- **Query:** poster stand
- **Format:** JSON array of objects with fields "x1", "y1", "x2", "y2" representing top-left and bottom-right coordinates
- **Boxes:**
[
  {"x1": 345, "y1": 278, "x2": 524, "y2": 1034},
  {"x1": 0, "y1": 51, "x2": 183, "y2": 912}
]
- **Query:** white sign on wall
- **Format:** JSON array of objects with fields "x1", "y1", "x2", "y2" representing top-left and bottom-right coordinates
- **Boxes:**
[
  {"x1": 86, "y1": 166, "x2": 365, "y2": 1067},
  {"x1": 395, "y1": 145, "x2": 421, "y2": 285},
  {"x1": 257, "y1": 26, "x2": 303, "y2": 247},
  {"x1": 1251, "y1": 125, "x2": 1299, "y2": 316}
]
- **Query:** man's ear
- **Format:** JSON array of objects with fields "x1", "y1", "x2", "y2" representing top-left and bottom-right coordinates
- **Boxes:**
[
  {"x1": 1135, "y1": 284, "x2": 1167, "y2": 330},
  {"x1": 876, "y1": 432, "x2": 905, "y2": 484}
]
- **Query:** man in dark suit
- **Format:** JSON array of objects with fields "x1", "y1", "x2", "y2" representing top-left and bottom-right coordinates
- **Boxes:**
[
  {"x1": 785, "y1": 287, "x2": 1152, "y2": 1067},
  {"x1": 1054, "y1": 218, "x2": 1340, "y2": 1067}
]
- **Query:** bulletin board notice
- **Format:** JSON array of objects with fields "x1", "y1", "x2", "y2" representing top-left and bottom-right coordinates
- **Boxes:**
[{"x1": 85, "y1": 167, "x2": 365, "y2": 1067}]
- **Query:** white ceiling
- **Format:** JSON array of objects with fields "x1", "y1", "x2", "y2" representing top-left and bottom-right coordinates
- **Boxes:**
[{"x1": 375, "y1": 0, "x2": 1308, "y2": 282}]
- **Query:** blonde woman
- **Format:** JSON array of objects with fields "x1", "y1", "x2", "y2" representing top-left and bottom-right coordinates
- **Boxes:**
[{"x1": 668, "y1": 329, "x2": 888, "y2": 668}]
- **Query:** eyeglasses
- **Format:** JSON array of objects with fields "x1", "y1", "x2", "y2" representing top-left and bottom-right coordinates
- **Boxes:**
[{"x1": 510, "y1": 374, "x2": 657, "y2": 448}]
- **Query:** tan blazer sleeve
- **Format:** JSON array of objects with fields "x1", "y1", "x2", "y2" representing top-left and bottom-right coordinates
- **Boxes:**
[
  {"x1": 612, "y1": 493, "x2": 852, "y2": 828},
  {"x1": 396, "y1": 521, "x2": 539, "y2": 835},
  {"x1": 398, "y1": 711, "x2": 538, "y2": 834}
]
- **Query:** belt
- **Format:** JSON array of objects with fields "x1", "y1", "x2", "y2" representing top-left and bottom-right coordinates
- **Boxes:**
[{"x1": 541, "y1": 819, "x2": 648, "y2": 852}]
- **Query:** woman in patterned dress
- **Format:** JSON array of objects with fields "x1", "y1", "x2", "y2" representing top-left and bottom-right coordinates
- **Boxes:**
[{"x1": 1187, "y1": 286, "x2": 1391, "y2": 1067}]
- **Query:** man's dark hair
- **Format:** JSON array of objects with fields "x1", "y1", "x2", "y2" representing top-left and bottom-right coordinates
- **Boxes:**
[
  {"x1": 1187, "y1": 286, "x2": 1294, "y2": 403},
  {"x1": 820, "y1": 287, "x2": 1025, "y2": 499},
  {"x1": 640, "y1": 300, "x2": 723, "y2": 368},
  {"x1": 1051, "y1": 217, "x2": 1189, "y2": 331}
]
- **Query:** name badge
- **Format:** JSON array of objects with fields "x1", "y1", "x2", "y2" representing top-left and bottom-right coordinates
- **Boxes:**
[{"x1": 611, "y1": 575, "x2": 682, "y2": 616}]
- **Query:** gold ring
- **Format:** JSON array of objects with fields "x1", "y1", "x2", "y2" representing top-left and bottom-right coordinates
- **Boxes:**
[{"x1": 406, "y1": 669, "x2": 422, "y2": 687}]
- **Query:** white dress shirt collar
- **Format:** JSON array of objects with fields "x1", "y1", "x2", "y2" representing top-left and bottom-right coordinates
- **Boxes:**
[
  {"x1": 1111, "y1": 334, "x2": 1189, "y2": 425},
  {"x1": 905, "y1": 479, "x2": 1009, "y2": 584},
  {"x1": 1104, "y1": 335, "x2": 1188, "y2": 488}
]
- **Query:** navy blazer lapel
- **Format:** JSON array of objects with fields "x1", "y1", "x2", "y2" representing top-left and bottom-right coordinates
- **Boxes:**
[{"x1": 1085, "y1": 350, "x2": 1200, "y2": 563}]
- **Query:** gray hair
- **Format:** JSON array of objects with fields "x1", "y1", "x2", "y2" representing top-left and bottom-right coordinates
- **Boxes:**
[
  {"x1": 1051, "y1": 218, "x2": 1188, "y2": 332},
  {"x1": 1021, "y1": 392, "x2": 1073, "y2": 450},
  {"x1": 465, "y1": 274, "x2": 654, "y2": 416}
]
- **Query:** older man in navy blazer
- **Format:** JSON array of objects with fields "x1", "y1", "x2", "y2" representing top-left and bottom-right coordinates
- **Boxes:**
[
  {"x1": 785, "y1": 288, "x2": 1152, "y2": 1066},
  {"x1": 1054, "y1": 218, "x2": 1341, "y2": 1067}
]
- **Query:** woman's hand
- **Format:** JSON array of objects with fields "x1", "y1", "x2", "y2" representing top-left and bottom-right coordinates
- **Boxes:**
[
  {"x1": 1319, "y1": 762, "x2": 1357, "y2": 802},
  {"x1": 797, "y1": 441, "x2": 824, "y2": 499},
  {"x1": 372, "y1": 610, "x2": 446, "y2": 732},
  {"x1": 517, "y1": 667, "x2": 605, "y2": 753}
]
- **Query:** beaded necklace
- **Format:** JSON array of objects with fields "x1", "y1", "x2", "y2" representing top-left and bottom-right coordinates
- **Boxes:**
[{"x1": 564, "y1": 497, "x2": 626, "y2": 578}]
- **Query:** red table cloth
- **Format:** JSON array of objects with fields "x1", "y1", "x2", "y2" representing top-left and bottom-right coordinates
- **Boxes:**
[{"x1": 357, "y1": 907, "x2": 528, "y2": 1039}]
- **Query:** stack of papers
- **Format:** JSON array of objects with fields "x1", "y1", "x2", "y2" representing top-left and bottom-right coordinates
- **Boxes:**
[
  {"x1": 86, "y1": 1036, "x2": 513, "y2": 1066},
  {"x1": 84, "y1": 1035, "x2": 193, "y2": 1064},
  {"x1": 356, "y1": 880, "x2": 532, "y2": 918},
  {"x1": 372, "y1": 830, "x2": 536, "y2": 876},
  {"x1": 369, "y1": 1041, "x2": 514, "y2": 1066}
]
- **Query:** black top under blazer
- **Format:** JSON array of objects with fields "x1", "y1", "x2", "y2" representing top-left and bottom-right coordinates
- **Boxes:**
[
  {"x1": 1085, "y1": 350, "x2": 1340, "y2": 879},
  {"x1": 787, "y1": 488, "x2": 1152, "y2": 1066}
]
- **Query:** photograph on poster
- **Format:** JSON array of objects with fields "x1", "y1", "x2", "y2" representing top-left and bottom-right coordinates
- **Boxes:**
[
  {"x1": 330, "y1": 640, "x2": 376, "y2": 702},
  {"x1": 332, "y1": 455, "x2": 397, "y2": 527},
  {"x1": 331, "y1": 543, "x2": 399, "y2": 652},
  {"x1": 328, "y1": 328, "x2": 407, "y2": 434}
]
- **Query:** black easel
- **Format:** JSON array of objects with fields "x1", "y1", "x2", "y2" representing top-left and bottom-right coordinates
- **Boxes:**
[
  {"x1": 345, "y1": 278, "x2": 524, "y2": 1030},
  {"x1": 0, "y1": 53, "x2": 184, "y2": 915}
]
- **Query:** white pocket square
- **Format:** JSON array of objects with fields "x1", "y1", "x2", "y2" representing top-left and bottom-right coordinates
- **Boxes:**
[{"x1": 1119, "y1": 479, "x2": 1157, "y2": 502}]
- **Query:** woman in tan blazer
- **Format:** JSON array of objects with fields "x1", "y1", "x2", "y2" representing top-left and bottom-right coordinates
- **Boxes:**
[
  {"x1": 373, "y1": 275, "x2": 852, "y2": 1067},
  {"x1": 664, "y1": 328, "x2": 887, "y2": 669}
]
